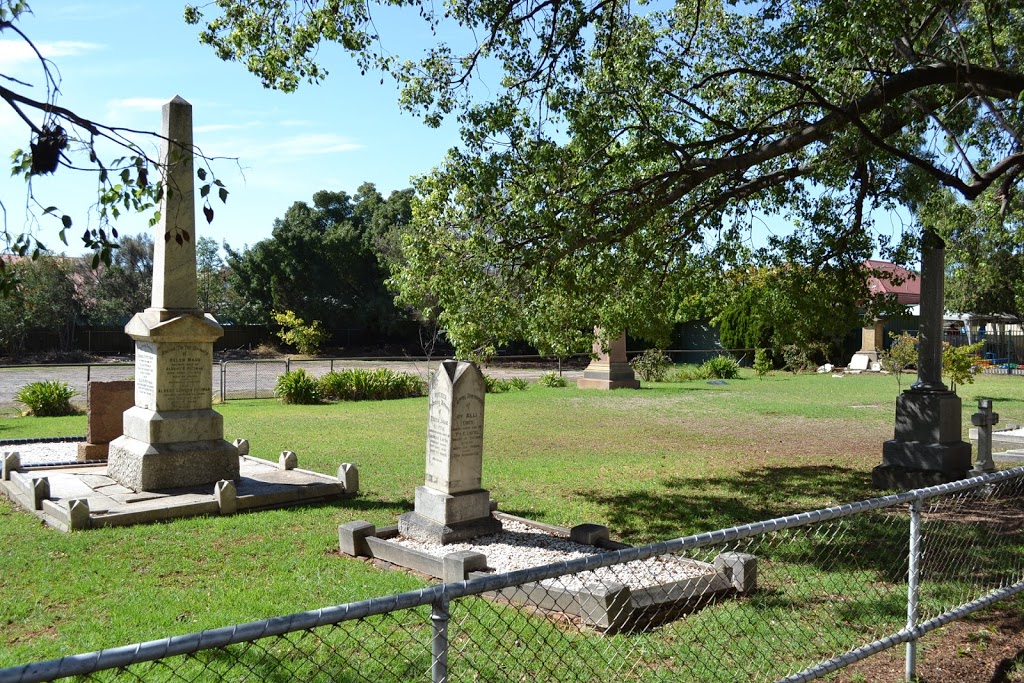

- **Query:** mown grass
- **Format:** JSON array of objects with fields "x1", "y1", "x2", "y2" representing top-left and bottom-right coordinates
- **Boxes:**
[{"x1": 2, "y1": 369, "x2": 1024, "y2": 678}]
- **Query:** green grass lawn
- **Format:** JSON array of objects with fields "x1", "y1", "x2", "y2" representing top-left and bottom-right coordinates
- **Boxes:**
[{"x1": 2, "y1": 369, "x2": 1024, "y2": 677}]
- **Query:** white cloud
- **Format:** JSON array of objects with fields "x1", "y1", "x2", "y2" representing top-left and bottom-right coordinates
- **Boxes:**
[
  {"x1": 0, "y1": 39, "x2": 101, "y2": 71},
  {"x1": 107, "y1": 97, "x2": 167, "y2": 113},
  {"x1": 195, "y1": 122, "x2": 261, "y2": 135},
  {"x1": 262, "y1": 134, "x2": 364, "y2": 158}
]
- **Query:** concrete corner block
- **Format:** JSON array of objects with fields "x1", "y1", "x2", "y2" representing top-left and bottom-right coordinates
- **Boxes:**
[
  {"x1": 570, "y1": 523, "x2": 610, "y2": 546},
  {"x1": 339, "y1": 520, "x2": 376, "y2": 557},
  {"x1": 2, "y1": 451, "x2": 20, "y2": 480},
  {"x1": 279, "y1": 451, "x2": 297, "y2": 470},
  {"x1": 337, "y1": 463, "x2": 359, "y2": 494},
  {"x1": 68, "y1": 499, "x2": 91, "y2": 530},
  {"x1": 32, "y1": 476, "x2": 51, "y2": 510},
  {"x1": 214, "y1": 479, "x2": 237, "y2": 515},
  {"x1": 232, "y1": 438, "x2": 250, "y2": 456},
  {"x1": 577, "y1": 581, "x2": 632, "y2": 631},
  {"x1": 442, "y1": 550, "x2": 487, "y2": 583},
  {"x1": 715, "y1": 552, "x2": 758, "y2": 593}
]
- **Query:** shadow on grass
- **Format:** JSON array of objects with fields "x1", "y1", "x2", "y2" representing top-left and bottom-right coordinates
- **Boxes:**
[
  {"x1": 583, "y1": 465, "x2": 1024, "y2": 588},
  {"x1": 342, "y1": 497, "x2": 414, "y2": 515},
  {"x1": 581, "y1": 465, "x2": 877, "y2": 542}
]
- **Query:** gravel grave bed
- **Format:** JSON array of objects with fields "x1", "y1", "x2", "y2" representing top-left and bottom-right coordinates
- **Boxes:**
[
  {"x1": 0, "y1": 440, "x2": 81, "y2": 467},
  {"x1": 394, "y1": 519, "x2": 716, "y2": 591}
]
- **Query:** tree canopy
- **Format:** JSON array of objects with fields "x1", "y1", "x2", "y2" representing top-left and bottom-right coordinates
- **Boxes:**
[
  {"x1": 225, "y1": 183, "x2": 413, "y2": 336},
  {"x1": 927, "y1": 189, "x2": 1024, "y2": 323},
  {"x1": 191, "y1": 0, "x2": 1024, "y2": 355}
]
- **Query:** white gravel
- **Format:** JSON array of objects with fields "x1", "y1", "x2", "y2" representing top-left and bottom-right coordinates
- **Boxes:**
[
  {"x1": 394, "y1": 519, "x2": 716, "y2": 591},
  {"x1": 0, "y1": 441, "x2": 81, "y2": 466}
]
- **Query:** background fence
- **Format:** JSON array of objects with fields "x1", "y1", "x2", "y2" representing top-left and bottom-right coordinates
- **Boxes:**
[
  {"x1": 0, "y1": 350, "x2": 743, "y2": 407},
  {"x1": 2, "y1": 468, "x2": 1022, "y2": 683}
]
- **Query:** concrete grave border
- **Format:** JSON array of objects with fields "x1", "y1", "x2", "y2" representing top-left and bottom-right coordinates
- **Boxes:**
[
  {"x1": 1, "y1": 449, "x2": 358, "y2": 532},
  {"x1": 340, "y1": 510, "x2": 751, "y2": 633}
]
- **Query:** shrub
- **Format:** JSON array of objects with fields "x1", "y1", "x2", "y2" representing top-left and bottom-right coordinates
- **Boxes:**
[
  {"x1": 880, "y1": 332, "x2": 918, "y2": 393},
  {"x1": 319, "y1": 368, "x2": 425, "y2": 401},
  {"x1": 753, "y1": 348, "x2": 773, "y2": 379},
  {"x1": 701, "y1": 355, "x2": 741, "y2": 380},
  {"x1": 273, "y1": 310, "x2": 329, "y2": 356},
  {"x1": 629, "y1": 349, "x2": 672, "y2": 382},
  {"x1": 538, "y1": 371, "x2": 568, "y2": 388},
  {"x1": 782, "y1": 345, "x2": 812, "y2": 374},
  {"x1": 274, "y1": 369, "x2": 322, "y2": 404},
  {"x1": 943, "y1": 341, "x2": 985, "y2": 393},
  {"x1": 14, "y1": 380, "x2": 77, "y2": 417},
  {"x1": 482, "y1": 374, "x2": 528, "y2": 393},
  {"x1": 666, "y1": 365, "x2": 708, "y2": 381},
  {"x1": 507, "y1": 377, "x2": 530, "y2": 391}
]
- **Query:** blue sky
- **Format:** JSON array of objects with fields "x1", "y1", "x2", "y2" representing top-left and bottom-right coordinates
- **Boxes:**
[{"x1": 1, "y1": 1, "x2": 463, "y2": 255}]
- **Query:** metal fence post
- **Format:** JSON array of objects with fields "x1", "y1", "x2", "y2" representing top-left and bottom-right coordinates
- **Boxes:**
[
  {"x1": 431, "y1": 593, "x2": 451, "y2": 683},
  {"x1": 220, "y1": 361, "x2": 226, "y2": 403},
  {"x1": 906, "y1": 496, "x2": 922, "y2": 681},
  {"x1": 254, "y1": 360, "x2": 259, "y2": 399}
]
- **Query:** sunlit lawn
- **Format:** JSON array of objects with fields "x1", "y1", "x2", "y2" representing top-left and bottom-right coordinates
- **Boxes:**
[{"x1": 2, "y1": 369, "x2": 1024, "y2": 672}]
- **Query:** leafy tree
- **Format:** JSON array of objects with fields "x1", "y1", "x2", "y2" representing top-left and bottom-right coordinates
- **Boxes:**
[
  {"x1": 273, "y1": 310, "x2": 329, "y2": 355},
  {"x1": 196, "y1": 236, "x2": 229, "y2": 314},
  {"x1": 225, "y1": 184, "x2": 413, "y2": 337},
  {"x1": 77, "y1": 233, "x2": 154, "y2": 326},
  {"x1": 925, "y1": 190, "x2": 1024, "y2": 322},
  {"x1": 2, "y1": 1, "x2": 228, "y2": 291},
  {"x1": 881, "y1": 331, "x2": 919, "y2": 394},
  {"x1": 942, "y1": 340, "x2": 985, "y2": 393},
  {"x1": 188, "y1": 0, "x2": 1024, "y2": 355},
  {"x1": 0, "y1": 254, "x2": 79, "y2": 354}
]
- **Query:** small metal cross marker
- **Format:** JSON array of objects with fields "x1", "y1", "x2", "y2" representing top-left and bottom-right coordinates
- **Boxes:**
[{"x1": 970, "y1": 398, "x2": 999, "y2": 474}]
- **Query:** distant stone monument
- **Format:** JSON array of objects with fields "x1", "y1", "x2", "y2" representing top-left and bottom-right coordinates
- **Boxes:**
[
  {"x1": 399, "y1": 360, "x2": 501, "y2": 543},
  {"x1": 77, "y1": 381, "x2": 135, "y2": 461},
  {"x1": 577, "y1": 329, "x2": 640, "y2": 390},
  {"x1": 107, "y1": 96, "x2": 239, "y2": 492},
  {"x1": 849, "y1": 319, "x2": 885, "y2": 372},
  {"x1": 874, "y1": 229, "x2": 970, "y2": 489}
]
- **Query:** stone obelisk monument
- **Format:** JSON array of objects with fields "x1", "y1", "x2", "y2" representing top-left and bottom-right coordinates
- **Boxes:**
[
  {"x1": 107, "y1": 96, "x2": 239, "y2": 492},
  {"x1": 874, "y1": 229, "x2": 971, "y2": 489}
]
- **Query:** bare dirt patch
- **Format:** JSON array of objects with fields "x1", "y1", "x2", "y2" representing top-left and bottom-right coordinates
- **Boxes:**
[{"x1": 835, "y1": 605, "x2": 1024, "y2": 682}]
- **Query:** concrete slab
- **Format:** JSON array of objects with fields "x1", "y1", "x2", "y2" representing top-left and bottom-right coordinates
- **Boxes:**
[{"x1": 0, "y1": 454, "x2": 352, "y2": 531}]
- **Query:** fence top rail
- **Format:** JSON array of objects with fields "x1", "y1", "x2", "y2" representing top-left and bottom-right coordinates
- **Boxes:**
[
  {"x1": 0, "y1": 362, "x2": 136, "y2": 371},
  {"x1": 4, "y1": 465, "x2": 1022, "y2": 683}
]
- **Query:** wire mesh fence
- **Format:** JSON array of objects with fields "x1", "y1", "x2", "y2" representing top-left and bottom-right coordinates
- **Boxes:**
[{"x1": 3, "y1": 468, "x2": 1022, "y2": 683}]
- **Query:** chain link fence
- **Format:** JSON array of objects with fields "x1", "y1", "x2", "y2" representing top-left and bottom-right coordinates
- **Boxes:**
[{"x1": 3, "y1": 468, "x2": 1022, "y2": 683}]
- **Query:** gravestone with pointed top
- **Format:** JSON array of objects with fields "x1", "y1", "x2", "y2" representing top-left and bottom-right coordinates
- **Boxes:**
[
  {"x1": 399, "y1": 360, "x2": 502, "y2": 543},
  {"x1": 107, "y1": 96, "x2": 239, "y2": 492}
]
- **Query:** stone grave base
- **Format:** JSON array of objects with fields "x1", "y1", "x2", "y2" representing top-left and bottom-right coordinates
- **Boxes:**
[
  {"x1": 340, "y1": 511, "x2": 750, "y2": 633},
  {"x1": 107, "y1": 436, "x2": 241, "y2": 492},
  {"x1": 1, "y1": 454, "x2": 355, "y2": 532},
  {"x1": 871, "y1": 464, "x2": 969, "y2": 490},
  {"x1": 398, "y1": 510, "x2": 503, "y2": 545}
]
